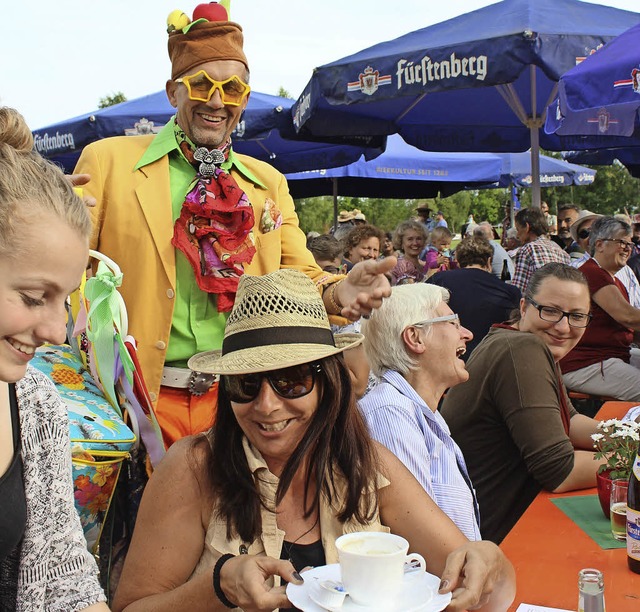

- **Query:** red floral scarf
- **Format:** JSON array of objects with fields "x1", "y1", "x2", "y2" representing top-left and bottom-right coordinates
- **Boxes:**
[{"x1": 171, "y1": 123, "x2": 256, "y2": 312}]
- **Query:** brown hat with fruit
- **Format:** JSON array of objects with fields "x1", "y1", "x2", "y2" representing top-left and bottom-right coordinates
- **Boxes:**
[{"x1": 167, "y1": 3, "x2": 249, "y2": 80}]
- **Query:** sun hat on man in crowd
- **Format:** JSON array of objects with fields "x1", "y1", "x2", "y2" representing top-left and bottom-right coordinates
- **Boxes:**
[
  {"x1": 188, "y1": 269, "x2": 363, "y2": 375},
  {"x1": 570, "y1": 210, "x2": 602, "y2": 243},
  {"x1": 337, "y1": 210, "x2": 357, "y2": 223}
]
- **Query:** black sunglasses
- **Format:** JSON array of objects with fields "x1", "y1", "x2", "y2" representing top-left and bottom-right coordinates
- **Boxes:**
[
  {"x1": 577, "y1": 228, "x2": 590, "y2": 240},
  {"x1": 223, "y1": 363, "x2": 322, "y2": 403}
]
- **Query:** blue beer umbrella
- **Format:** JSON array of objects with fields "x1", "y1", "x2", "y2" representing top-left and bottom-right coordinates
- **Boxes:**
[
  {"x1": 284, "y1": 137, "x2": 595, "y2": 200},
  {"x1": 292, "y1": 0, "x2": 640, "y2": 207},
  {"x1": 565, "y1": 148, "x2": 640, "y2": 179},
  {"x1": 494, "y1": 151, "x2": 596, "y2": 188},
  {"x1": 545, "y1": 22, "x2": 640, "y2": 139},
  {"x1": 285, "y1": 135, "x2": 503, "y2": 199},
  {"x1": 32, "y1": 90, "x2": 383, "y2": 174}
]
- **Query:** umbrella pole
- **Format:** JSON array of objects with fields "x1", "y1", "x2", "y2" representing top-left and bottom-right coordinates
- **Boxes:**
[
  {"x1": 530, "y1": 127, "x2": 542, "y2": 209},
  {"x1": 333, "y1": 178, "x2": 338, "y2": 230},
  {"x1": 530, "y1": 66, "x2": 541, "y2": 209}
]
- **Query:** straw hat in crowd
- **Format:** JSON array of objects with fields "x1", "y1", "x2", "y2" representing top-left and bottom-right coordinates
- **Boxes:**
[
  {"x1": 570, "y1": 210, "x2": 602, "y2": 243},
  {"x1": 188, "y1": 269, "x2": 363, "y2": 375}
]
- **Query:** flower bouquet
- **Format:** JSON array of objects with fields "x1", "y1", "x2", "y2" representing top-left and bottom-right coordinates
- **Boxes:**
[
  {"x1": 592, "y1": 418, "x2": 640, "y2": 480},
  {"x1": 591, "y1": 418, "x2": 640, "y2": 518}
]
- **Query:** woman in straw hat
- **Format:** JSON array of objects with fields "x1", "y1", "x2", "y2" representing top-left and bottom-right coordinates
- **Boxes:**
[{"x1": 113, "y1": 269, "x2": 515, "y2": 612}]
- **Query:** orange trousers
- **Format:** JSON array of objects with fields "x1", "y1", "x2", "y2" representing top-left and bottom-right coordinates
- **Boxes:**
[{"x1": 155, "y1": 383, "x2": 218, "y2": 448}]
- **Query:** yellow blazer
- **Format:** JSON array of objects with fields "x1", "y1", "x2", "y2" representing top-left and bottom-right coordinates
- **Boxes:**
[{"x1": 75, "y1": 136, "x2": 328, "y2": 401}]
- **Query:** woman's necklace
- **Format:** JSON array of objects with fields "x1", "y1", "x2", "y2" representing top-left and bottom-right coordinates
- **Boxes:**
[{"x1": 281, "y1": 513, "x2": 320, "y2": 567}]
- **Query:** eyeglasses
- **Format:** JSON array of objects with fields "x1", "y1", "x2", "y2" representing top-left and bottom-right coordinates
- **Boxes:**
[
  {"x1": 526, "y1": 298, "x2": 592, "y2": 328},
  {"x1": 409, "y1": 313, "x2": 461, "y2": 330},
  {"x1": 222, "y1": 363, "x2": 321, "y2": 403},
  {"x1": 602, "y1": 238, "x2": 634, "y2": 251},
  {"x1": 322, "y1": 264, "x2": 347, "y2": 275},
  {"x1": 175, "y1": 70, "x2": 250, "y2": 106},
  {"x1": 577, "y1": 228, "x2": 591, "y2": 240}
]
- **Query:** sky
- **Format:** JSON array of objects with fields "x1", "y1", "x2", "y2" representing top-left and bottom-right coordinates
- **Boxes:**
[{"x1": 3, "y1": 0, "x2": 639, "y2": 130}]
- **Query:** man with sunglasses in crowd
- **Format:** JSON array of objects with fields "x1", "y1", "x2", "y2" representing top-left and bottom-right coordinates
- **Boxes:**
[{"x1": 74, "y1": 8, "x2": 394, "y2": 447}]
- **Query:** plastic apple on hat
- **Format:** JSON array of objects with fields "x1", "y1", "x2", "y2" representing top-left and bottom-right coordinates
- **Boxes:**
[{"x1": 193, "y1": 2, "x2": 228, "y2": 21}]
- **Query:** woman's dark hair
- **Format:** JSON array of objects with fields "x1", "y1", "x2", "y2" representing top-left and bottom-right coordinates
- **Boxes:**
[
  {"x1": 343, "y1": 224, "x2": 385, "y2": 258},
  {"x1": 455, "y1": 235, "x2": 493, "y2": 268},
  {"x1": 510, "y1": 262, "x2": 588, "y2": 322},
  {"x1": 194, "y1": 355, "x2": 378, "y2": 542}
]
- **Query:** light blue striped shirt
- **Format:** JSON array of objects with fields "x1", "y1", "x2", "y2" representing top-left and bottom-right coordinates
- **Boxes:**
[{"x1": 358, "y1": 370, "x2": 481, "y2": 541}]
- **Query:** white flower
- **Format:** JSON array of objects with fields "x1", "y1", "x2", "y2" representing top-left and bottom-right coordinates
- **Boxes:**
[
  {"x1": 599, "y1": 418, "x2": 622, "y2": 429},
  {"x1": 591, "y1": 433, "x2": 605, "y2": 442}
]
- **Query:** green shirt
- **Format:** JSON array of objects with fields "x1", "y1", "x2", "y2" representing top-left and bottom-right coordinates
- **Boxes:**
[{"x1": 135, "y1": 119, "x2": 266, "y2": 367}]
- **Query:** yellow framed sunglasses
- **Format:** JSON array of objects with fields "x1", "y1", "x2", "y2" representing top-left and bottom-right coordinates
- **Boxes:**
[{"x1": 175, "y1": 70, "x2": 250, "y2": 106}]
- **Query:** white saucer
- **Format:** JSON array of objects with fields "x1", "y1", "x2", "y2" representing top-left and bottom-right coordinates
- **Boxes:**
[{"x1": 286, "y1": 563, "x2": 452, "y2": 612}]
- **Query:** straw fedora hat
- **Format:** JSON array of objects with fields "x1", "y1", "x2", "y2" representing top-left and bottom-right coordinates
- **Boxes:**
[
  {"x1": 188, "y1": 269, "x2": 363, "y2": 375},
  {"x1": 337, "y1": 209, "x2": 357, "y2": 223},
  {"x1": 569, "y1": 210, "x2": 602, "y2": 242}
]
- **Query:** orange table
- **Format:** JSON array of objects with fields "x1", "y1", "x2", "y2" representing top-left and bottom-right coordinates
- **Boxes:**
[{"x1": 501, "y1": 401, "x2": 640, "y2": 611}]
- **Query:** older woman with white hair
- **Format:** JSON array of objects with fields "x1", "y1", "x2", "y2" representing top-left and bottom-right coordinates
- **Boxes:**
[{"x1": 359, "y1": 284, "x2": 480, "y2": 541}]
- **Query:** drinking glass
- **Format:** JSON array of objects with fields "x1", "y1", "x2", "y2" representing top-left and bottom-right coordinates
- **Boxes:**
[{"x1": 610, "y1": 479, "x2": 628, "y2": 541}]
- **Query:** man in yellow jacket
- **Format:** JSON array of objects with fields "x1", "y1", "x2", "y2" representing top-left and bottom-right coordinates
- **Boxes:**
[{"x1": 75, "y1": 7, "x2": 393, "y2": 447}]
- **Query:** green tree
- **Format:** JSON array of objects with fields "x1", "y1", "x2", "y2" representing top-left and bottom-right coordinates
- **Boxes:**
[
  {"x1": 277, "y1": 86, "x2": 292, "y2": 99},
  {"x1": 295, "y1": 197, "x2": 335, "y2": 233},
  {"x1": 294, "y1": 162, "x2": 640, "y2": 237},
  {"x1": 569, "y1": 163, "x2": 640, "y2": 216},
  {"x1": 98, "y1": 92, "x2": 127, "y2": 108},
  {"x1": 353, "y1": 198, "x2": 416, "y2": 232},
  {"x1": 468, "y1": 189, "x2": 506, "y2": 225}
]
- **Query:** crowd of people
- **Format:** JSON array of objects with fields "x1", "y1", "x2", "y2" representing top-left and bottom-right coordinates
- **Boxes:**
[{"x1": 3, "y1": 3, "x2": 640, "y2": 612}]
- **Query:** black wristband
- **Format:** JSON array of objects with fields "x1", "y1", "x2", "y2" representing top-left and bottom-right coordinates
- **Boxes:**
[{"x1": 213, "y1": 553, "x2": 237, "y2": 609}]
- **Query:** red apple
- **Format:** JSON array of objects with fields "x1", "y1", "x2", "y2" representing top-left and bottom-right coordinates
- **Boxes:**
[{"x1": 192, "y1": 2, "x2": 228, "y2": 22}]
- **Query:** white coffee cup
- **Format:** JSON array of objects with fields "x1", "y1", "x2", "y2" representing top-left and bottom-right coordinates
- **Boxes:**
[{"x1": 335, "y1": 532, "x2": 427, "y2": 607}]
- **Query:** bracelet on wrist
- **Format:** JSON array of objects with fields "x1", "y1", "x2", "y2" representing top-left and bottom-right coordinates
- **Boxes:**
[
  {"x1": 325, "y1": 279, "x2": 344, "y2": 315},
  {"x1": 213, "y1": 553, "x2": 237, "y2": 609}
]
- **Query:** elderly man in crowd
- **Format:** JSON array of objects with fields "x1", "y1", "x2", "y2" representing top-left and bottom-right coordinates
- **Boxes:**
[
  {"x1": 74, "y1": 7, "x2": 393, "y2": 446},
  {"x1": 473, "y1": 221, "x2": 515, "y2": 279},
  {"x1": 567, "y1": 209, "x2": 600, "y2": 263},
  {"x1": 561, "y1": 216, "x2": 640, "y2": 401},
  {"x1": 512, "y1": 208, "x2": 570, "y2": 293}
]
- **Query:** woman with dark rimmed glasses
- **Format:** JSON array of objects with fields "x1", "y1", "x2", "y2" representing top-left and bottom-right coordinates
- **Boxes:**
[
  {"x1": 442, "y1": 262, "x2": 605, "y2": 544},
  {"x1": 112, "y1": 269, "x2": 515, "y2": 612},
  {"x1": 563, "y1": 215, "x2": 640, "y2": 401}
]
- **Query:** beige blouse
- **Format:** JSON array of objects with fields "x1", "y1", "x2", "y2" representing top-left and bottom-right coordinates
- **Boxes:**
[{"x1": 192, "y1": 437, "x2": 389, "y2": 583}]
